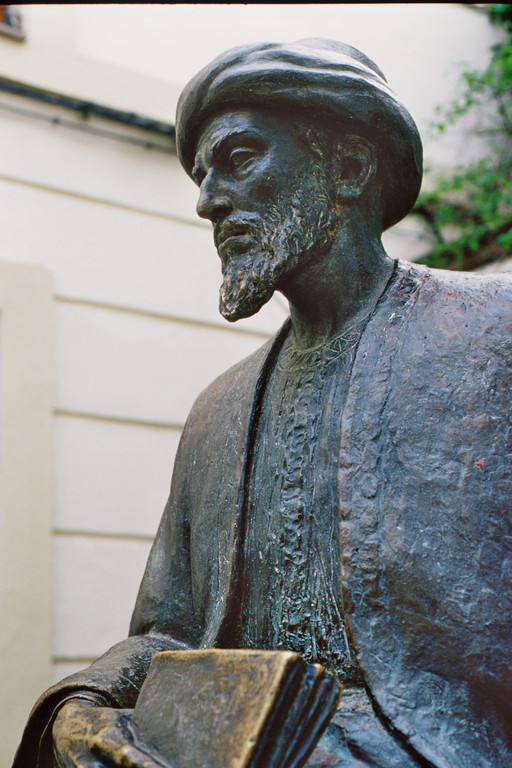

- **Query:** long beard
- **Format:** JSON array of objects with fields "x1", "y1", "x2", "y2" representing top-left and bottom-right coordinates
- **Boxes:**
[{"x1": 218, "y1": 191, "x2": 334, "y2": 322}]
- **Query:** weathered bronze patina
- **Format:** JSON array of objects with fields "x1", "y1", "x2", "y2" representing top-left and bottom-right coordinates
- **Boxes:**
[{"x1": 14, "y1": 39, "x2": 512, "y2": 768}]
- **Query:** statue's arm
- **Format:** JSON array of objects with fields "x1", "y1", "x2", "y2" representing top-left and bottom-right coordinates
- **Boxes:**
[{"x1": 12, "y1": 633, "x2": 179, "y2": 767}]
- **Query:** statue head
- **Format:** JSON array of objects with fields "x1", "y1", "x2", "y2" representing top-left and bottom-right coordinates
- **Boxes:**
[{"x1": 176, "y1": 39, "x2": 423, "y2": 321}]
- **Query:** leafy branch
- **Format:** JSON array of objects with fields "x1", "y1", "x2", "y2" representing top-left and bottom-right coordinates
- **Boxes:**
[{"x1": 413, "y1": 4, "x2": 512, "y2": 270}]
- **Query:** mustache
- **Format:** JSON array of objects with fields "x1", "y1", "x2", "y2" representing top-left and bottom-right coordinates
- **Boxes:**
[{"x1": 214, "y1": 215, "x2": 266, "y2": 249}]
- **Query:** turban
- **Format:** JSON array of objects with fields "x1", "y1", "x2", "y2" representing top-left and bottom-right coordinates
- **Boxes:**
[{"x1": 176, "y1": 39, "x2": 423, "y2": 230}]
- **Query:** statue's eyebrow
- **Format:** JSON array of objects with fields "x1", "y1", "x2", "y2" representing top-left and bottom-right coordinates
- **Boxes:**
[
  {"x1": 193, "y1": 128, "x2": 263, "y2": 181},
  {"x1": 211, "y1": 129, "x2": 260, "y2": 158}
]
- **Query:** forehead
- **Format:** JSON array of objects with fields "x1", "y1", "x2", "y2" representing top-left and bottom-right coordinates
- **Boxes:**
[{"x1": 194, "y1": 109, "x2": 294, "y2": 167}]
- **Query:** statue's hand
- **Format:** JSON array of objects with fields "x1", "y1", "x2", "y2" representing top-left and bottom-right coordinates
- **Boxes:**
[{"x1": 52, "y1": 699, "x2": 163, "y2": 767}]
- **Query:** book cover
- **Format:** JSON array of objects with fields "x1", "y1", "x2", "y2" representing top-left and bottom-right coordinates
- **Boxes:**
[{"x1": 131, "y1": 649, "x2": 342, "y2": 768}]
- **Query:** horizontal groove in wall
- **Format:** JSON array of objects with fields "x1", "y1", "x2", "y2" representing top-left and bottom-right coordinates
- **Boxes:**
[
  {"x1": 53, "y1": 656, "x2": 96, "y2": 666},
  {"x1": 54, "y1": 408, "x2": 184, "y2": 431},
  {"x1": 0, "y1": 171, "x2": 206, "y2": 229},
  {"x1": 0, "y1": 98, "x2": 174, "y2": 153},
  {"x1": 54, "y1": 294, "x2": 273, "y2": 340},
  {"x1": 54, "y1": 528, "x2": 155, "y2": 544}
]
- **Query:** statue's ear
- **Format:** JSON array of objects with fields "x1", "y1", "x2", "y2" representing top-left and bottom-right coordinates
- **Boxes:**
[{"x1": 333, "y1": 135, "x2": 377, "y2": 201}]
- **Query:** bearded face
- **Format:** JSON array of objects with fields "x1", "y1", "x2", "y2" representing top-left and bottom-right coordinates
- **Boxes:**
[
  {"x1": 217, "y1": 179, "x2": 335, "y2": 322},
  {"x1": 193, "y1": 109, "x2": 338, "y2": 321}
]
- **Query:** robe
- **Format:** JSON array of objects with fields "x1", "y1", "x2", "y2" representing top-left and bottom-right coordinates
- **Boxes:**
[{"x1": 13, "y1": 260, "x2": 512, "y2": 767}]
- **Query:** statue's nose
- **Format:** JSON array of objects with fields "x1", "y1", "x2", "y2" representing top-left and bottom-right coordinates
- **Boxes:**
[{"x1": 196, "y1": 171, "x2": 233, "y2": 222}]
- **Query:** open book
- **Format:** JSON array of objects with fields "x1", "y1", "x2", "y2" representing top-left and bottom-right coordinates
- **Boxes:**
[{"x1": 131, "y1": 649, "x2": 342, "y2": 768}]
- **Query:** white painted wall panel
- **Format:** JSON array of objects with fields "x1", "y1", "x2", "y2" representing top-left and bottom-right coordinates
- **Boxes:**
[
  {"x1": 55, "y1": 301, "x2": 268, "y2": 425},
  {"x1": 0, "y1": 101, "x2": 195, "y2": 221},
  {"x1": 0, "y1": 5, "x2": 180, "y2": 122},
  {"x1": 0, "y1": 177, "x2": 288, "y2": 335},
  {"x1": 55, "y1": 415, "x2": 179, "y2": 537},
  {"x1": 53, "y1": 535, "x2": 152, "y2": 659},
  {"x1": 0, "y1": 264, "x2": 54, "y2": 766}
]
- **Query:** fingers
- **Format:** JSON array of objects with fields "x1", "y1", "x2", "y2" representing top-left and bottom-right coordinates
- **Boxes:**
[
  {"x1": 118, "y1": 743, "x2": 166, "y2": 768},
  {"x1": 53, "y1": 748, "x2": 105, "y2": 768},
  {"x1": 93, "y1": 722, "x2": 165, "y2": 768},
  {"x1": 52, "y1": 701, "x2": 165, "y2": 768},
  {"x1": 92, "y1": 739, "x2": 166, "y2": 768}
]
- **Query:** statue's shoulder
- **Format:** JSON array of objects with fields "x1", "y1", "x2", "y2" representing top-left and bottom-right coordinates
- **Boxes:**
[
  {"x1": 396, "y1": 260, "x2": 512, "y2": 332},
  {"x1": 399, "y1": 259, "x2": 512, "y2": 302},
  {"x1": 195, "y1": 335, "x2": 274, "y2": 406},
  {"x1": 182, "y1": 322, "x2": 289, "y2": 440}
]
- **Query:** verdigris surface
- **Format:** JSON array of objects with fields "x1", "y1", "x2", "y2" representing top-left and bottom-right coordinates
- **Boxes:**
[{"x1": 14, "y1": 39, "x2": 512, "y2": 768}]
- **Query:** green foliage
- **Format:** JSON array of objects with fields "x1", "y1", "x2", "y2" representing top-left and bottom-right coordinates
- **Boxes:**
[{"x1": 414, "y1": 5, "x2": 512, "y2": 270}]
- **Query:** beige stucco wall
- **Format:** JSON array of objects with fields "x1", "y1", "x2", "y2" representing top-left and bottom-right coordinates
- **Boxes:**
[
  {"x1": 0, "y1": 4, "x2": 503, "y2": 763},
  {"x1": 0, "y1": 262, "x2": 53, "y2": 766}
]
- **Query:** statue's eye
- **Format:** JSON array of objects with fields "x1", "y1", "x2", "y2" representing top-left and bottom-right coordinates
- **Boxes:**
[{"x1": 229, "y1": 148, "x2": 255, "y2": 170}]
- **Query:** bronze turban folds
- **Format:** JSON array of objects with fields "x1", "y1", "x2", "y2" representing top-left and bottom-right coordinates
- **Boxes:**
[{"x1": 176, "y1": 38, "x2": 423, "y2": 231}]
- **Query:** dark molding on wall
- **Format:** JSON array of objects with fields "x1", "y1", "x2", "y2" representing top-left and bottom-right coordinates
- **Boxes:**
[{"x1": 0, "y1": 76, "x2": 176, "y2": 148}]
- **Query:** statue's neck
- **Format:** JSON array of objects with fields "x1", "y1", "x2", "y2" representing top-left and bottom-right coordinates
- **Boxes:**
[{"x1": 280, "y1": 224, "x2": 394, "y2": 351}]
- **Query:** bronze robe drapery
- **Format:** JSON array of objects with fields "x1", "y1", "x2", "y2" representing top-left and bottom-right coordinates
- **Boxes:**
[{"x1": 14, "y1": 261, "x2": 512, "y2": 768}]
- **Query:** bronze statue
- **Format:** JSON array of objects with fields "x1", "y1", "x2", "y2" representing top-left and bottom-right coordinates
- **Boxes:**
[{"x1": 14, "y1": 39, "x2": 512, "y2": 768}]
